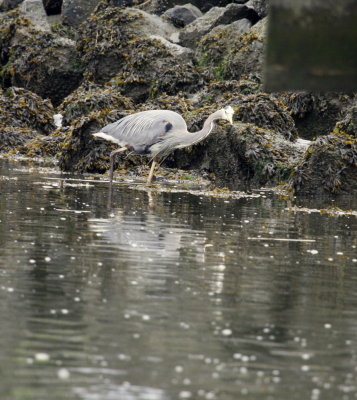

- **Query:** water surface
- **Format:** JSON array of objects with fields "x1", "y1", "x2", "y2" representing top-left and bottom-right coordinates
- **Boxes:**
[{"x1": 0, "y1": 159, "x2": 356, "y2": 400}]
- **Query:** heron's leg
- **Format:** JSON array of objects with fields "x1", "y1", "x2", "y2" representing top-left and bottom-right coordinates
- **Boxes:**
[
  {"x1": 147, "y1": 159, "x2": 157, "y2": 185},
  {"x1": 109, "y1": 147, "x2": 127, "y2": 184}
]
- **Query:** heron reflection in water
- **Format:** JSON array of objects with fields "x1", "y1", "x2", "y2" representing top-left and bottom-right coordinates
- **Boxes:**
[{"x1": 93, "y1": 106, "x2": 234, "y2": 185}]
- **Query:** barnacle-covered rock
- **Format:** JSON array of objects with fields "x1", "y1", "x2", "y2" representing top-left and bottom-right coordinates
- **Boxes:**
[
  {"x1": 0, "y1": 0, "x2": 24, "y2": 11},
  {"x1": 58, "y1": 82, "x2": 133, "y2": 126},
  {"x1": 288, "y1": 132, "x2": 357, "y2": 195},
  {"x1": 0, "y1": 87, "x2": 55, "y2": 134}
]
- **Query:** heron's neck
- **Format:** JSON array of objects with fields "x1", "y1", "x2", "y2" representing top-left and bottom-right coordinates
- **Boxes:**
[{"x1": 191, "y1": 111, "x2": 220, "y2": 142}]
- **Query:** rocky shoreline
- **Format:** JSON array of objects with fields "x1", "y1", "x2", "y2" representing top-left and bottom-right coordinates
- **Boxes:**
[{"x1": 1, "y1": 0, "x2": 356, "y2": 195}]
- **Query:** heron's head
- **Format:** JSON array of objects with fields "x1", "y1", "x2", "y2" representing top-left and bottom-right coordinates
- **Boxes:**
[{"x1": 220, "y1": 105, "x2": 234, "y2": 124}]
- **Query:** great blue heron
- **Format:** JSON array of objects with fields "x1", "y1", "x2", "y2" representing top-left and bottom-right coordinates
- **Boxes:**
[{"x1": 93, "y1": 106, "x2": 234, "y2": 184}]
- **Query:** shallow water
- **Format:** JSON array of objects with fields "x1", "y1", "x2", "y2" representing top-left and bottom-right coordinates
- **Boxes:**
[{"x1": 0, "y1": 159, "x2": 356, "y2": 400}]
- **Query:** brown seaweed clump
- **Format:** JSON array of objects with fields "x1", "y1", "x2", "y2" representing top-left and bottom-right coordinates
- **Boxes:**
[
  {"x1": 288, "y1": 131, "x2": 357, "y2": 195},
  {"x1": 165, "y1": 105, "x2": 301, "y2": 190},
  {"x1": 196, "y1": 18, "x2": 265, "y2": 82},
  {"x1": 77, "y1": 6, "x2": 206, "y2": 102},
  {"x1": 0, "y1": 87, "x2": 55, "y2": 134},
  {"x1": 57, "y1": 82, "x2": 134, "y2": 126}
]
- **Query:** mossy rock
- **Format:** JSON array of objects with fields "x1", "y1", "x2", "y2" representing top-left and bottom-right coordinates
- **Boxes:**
[
  {"x1": 288, "y1": 132, "x2": 357, "y2": 195},
  {"x1": 58, "y1": 81, "x2": 134, "y2": 125},
  {"x1": 0, "y1": 87, "x2": 55, "y2": 134}
]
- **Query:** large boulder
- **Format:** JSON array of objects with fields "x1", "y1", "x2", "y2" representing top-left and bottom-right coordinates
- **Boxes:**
[
  {"x1": 20, "y1": 0, "x2": 50, "y2": 30},
  {"x1": 288, "y1": 132, "x2": 357, "y2": 195},
  {"x1": 163, "y1": 4, "x2": 202, "y2": 28},
  {"x1": 57, "y1": 81, "x2": 134, "y2": 125},
  {"x1": 0, "y1": 87, "x2": 55, "y2": 152},
  {"x1": 246, "y1": 0, "x2": 268, "y2": 18},
  {"x1": 280, "y1": 92, "x2": 353, "y2": 139},
  {"x1": 334, "y1": 96, "x2": 357, "y2": 138},
  {"x1": 77, "y1": 6, "x2": 204, "y2": 101},
  {"x1": 0, "y1": 0, "x2": 24, "y2": 11},
  {"x1": 2, "y1": 19, "x2": 84, "y2": 105},
  {"x1": 145, "y1": 0, "x2": 249, "y2": 14},
  {"x1": 165, "y1": 114, "x2": 303, "y2": 189},
  {"x1": 180, "y1": 3, "x2": 258, "y2": 48}
]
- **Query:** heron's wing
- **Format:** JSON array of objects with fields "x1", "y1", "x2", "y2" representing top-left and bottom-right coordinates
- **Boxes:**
[{"x1": 99, "y1": 110, "x2": 188, "y2": 152}]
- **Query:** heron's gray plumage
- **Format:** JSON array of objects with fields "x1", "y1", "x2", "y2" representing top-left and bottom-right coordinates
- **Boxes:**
[
  {"x1": 93, "y1": 106, "x2": 234, "y2": 185},
  {"x1": 94, "y1": 110, "x2": 188, "y2": 154}
]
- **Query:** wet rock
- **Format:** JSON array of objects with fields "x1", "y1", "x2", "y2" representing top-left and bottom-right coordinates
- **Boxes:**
[
  {"x1": 146, "y1": 0, "x2": 248, "y2": 15},
  {"x1": 42, "y1": 0, "x2": 62, "y2": 15},
  {"x1": 288, "y1": 132, "x2": 357, "y2": 195},
  {"x1": 58, "y1": 111, "x2": 127, "y2": 173},
  {"x1": 58, "y1": 81, "x2": 134, "y2": 126},
  {"x1": 163, "y1": 4, "x2": 202, "y2": 28},
  {"x1": 180, "y1": 4, "x2": 257, "y2": 48},
  {"x1": 334, "y1": 97, "x2": 357, "y2": 138},
  {"x1": 196, "y1": 18, "x2": 252, "y2": 79},
  {"x1": 77, "y1": 6, "x2": 204, "y2": 101},
  {"x1": 229, "y1": 93, "x2": 298, "y2": 140},
  {"x1": 222, "y1": 17, "x2": 266, "y2": 81},
  {"x1": 61, "y1": 0, "x2": 100, "y2": 26},
  {"x1": 77, "y1": 6, "x2": 177, "y2": 84},
  {"x1": 246, "y1": 0, "x2": 268, "y2": 18},
  {"x1": 0, "y1": 126, "x2": 38, "y2": 152},
  {"x1": 0, "y1": 0, "x2": 23, "y2": 11},
  {"x1": 6, "y1": 25, "x2": 83, "y2": 105},
  {"x1": 0, "y1": 87, "x2": 55, "y2": 134},
  {"x1": 20, "y1": 0, "x2": 50, "y2": 30},
  {"x1": 281, "y1": 92, "x2": 353, "y2": 139},
  {"x1": 165, "y1": 109, "x2": 302, "y2": 189}
]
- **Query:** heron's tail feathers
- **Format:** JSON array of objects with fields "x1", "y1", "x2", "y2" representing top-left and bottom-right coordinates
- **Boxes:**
[{"x1": 92, "y1": 132, "x2": 121, "y2": 144}]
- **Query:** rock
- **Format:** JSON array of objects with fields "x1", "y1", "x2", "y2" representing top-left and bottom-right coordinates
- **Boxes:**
[
  {"x1": 196, "y1": 18, "x2": 255, "y2": 80},
  {"x1": 334, "y1": 97, "x2": 357, "y2": 138},
  {"x1": 222, "y1": 17, "x2": 266, "y2": 81},
  {"x1": 245, "y1": 0, "x2": 268, "y2": 18},
  {"x1": 58, "y1": 81, "x2": 134, "y2": 125},
  {"x1": 77, "y1": 6, "x2": 178, "y2": 84},
  {"x1": 8, "y1": 27, "x2": 83, "y2": 105},
  {"x1": 145, "y1": 0, "x2": 249, "y2": 15},
  {"x1": 77, "y1": 6, "x2": 204, "y2": 101},
  {"x1": 228, "y1": 93, "x2": 298, "y2": 140},
  {"x1": 0, "y1": 86, "x2": 55, "y2": 153},
  {"x1": 280, "y1": 92, "x2": 353, "y2": 139},
  {"x1": 163, "y1": 4, "x2": 202, "y2": 28},
  {"x1": 20, "y1": 0, "x2": 50, "y2": 30},
  {"x1": 165, "y1": 110, "x2": 302, "y2": 190},
  {"x1": 180, "y1": 4, "x2": 258, "y2": 48},
  {"x1": 0, "y1": 87, "x2": 55, "y2": 134},
  {"x1": 0, "y1": 0, "x2": 23, "y2": 11},
  {"x1": 288, "y1": 132, "x2": 357, "y2": 195},
  {"x1": 61, "y1": 0, "x2": 100, "y2": 26},
  {"x1": 42, "y1": 0, "x2": 62, "y2": 15}
]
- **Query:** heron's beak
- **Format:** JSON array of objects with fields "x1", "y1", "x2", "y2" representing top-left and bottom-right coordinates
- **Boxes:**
[{"x1": 227, "y1": 116, "x2": 233, "y2": 124}]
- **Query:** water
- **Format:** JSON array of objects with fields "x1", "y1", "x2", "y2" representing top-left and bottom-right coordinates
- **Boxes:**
[{"x1": 0, "y1": 159, "x2": 356, "y2": 400}]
